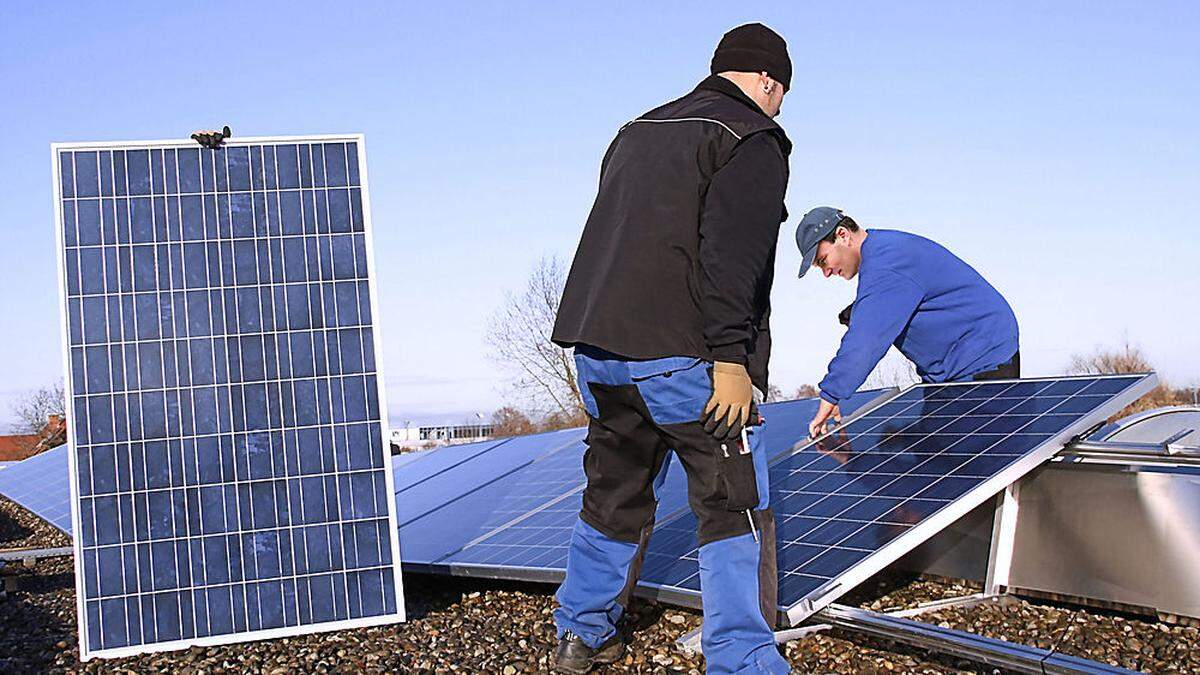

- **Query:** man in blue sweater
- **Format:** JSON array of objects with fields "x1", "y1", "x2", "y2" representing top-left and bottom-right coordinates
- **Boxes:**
[{"x1": 795, "y1": 207, "x2": 1020, "y2": 437}]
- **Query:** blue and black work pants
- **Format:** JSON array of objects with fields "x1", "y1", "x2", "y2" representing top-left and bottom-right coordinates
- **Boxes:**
[{"x1": 554, "y1": 346, "x2": 790, "y2": 674}]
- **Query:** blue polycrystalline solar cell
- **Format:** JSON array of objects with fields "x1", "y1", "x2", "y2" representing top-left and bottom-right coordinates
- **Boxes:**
[
  {"x1": 0, "y1": 444, "x2": 74, "y2": 534},
  {"x1": 393, "y1": 429, "x2": 582, "y2": 507},
  {"x1": 389, "y1": 447, "x2": 438, "y2": 470},
  {"x1": 55, "y1": 138, "x2": 403, "y2": 659},
  {"x1": 391, "y1": 437, "x2": 509, "y2": 492},
  {"x1": 635, "y1": 389, "x2": 887, "y2": 595},
  {"x1": 398, "y1": 435, "x2": 587, "y2": 565},
  {"x1": 443, "y1": 491, "x2": 584, "y2": 573},
  {"x1": 426, "y1": 393, "x2": 889, "y2": 578},
  {"x1": 638, "y1": 375, "x2": 1153, "y2": 619}
]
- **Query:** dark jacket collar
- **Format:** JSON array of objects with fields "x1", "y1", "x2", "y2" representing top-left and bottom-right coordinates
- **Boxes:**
[
  {"x1": 695, "y1": 74, "x2": 769, "y2": 117},
  {"x1": 694, "y1": 74, "x2": 790, "y2": 154}
]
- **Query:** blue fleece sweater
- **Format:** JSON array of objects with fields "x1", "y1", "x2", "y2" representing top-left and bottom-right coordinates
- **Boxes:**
[{"x1": 819, "y1": 230, "x2": 1019, "y2": 404}]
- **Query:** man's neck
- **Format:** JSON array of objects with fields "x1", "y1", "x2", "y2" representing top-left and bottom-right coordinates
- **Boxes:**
[
  {"x1": 716, "y1": 72, "x2": 770, "y2": 115},
  {"x1": 852, "y1": 229, "x2": 869, "y2": 255}
]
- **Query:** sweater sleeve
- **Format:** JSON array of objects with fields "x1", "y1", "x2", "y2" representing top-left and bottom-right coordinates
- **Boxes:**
[
  {"x1": 698, "y1": 132, "x2": 788, "y2": 364},
  {"x1": 819, "y1": 270, "x2": 924, "y2": 403}
]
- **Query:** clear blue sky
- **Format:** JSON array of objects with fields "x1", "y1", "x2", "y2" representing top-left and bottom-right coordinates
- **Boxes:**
[{"x1": 2, "y1": 2, "x2": 1197, "y2": 428}]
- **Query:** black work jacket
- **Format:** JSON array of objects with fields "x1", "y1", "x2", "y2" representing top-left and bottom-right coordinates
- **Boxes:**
[{"x1": 552, "y1": 75, "x2": 791, "y2": 390}]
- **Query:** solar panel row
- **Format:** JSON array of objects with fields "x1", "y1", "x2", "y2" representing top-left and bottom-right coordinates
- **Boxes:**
[
  {"x1": 637, "y1": 374, "x2": 1153, "y2": 624},
  {"x1": 400, "y1": 391, "x2": 889, "y2": 579},
  {"x1": 54, "y1": 137, "x2": 404, "y2": 659},
  {"x1": 0, "y1": 363, "x2": 1153, "y2": 644}
]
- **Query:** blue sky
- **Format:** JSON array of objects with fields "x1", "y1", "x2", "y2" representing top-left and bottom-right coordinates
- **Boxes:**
[{"x1": 1, "y1": 2, "x2": 1197, "y2": 428}]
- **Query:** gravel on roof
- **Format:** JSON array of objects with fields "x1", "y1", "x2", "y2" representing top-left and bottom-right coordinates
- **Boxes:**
[{"x1": 1, "y1": 495, "x2": 1194, "y2": 674}]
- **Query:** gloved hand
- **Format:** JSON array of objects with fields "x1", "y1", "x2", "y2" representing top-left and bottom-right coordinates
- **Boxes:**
[
  {"x1": 838, "y1": 303, "x2": 853, "y2": 327},
  {"x1": 702, "y1": 361, "x2": 753, "y2": 440},
  {"x1": 191, "y1": 125, "x2": 231, "y2": 149}
]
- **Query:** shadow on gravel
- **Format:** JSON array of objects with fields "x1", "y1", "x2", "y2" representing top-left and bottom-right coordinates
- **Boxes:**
[
  {"x1": 839, "y1": 570, "x2": 922, "y2": 607},
  {"x1": 0, "y1": 508, "x2": 36, "y2": 547},
  {"x1": 401, "y1": 572, "x2": 560, "y2": 621},
  {"x1": 0, "y1": 564, "x2": 77, "y2": 672},
  {"x1": 623, "y1": 597, "x2": 667, "y2": 635}
]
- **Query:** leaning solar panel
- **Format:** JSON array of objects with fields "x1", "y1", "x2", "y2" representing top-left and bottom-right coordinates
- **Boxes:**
[
  {"x1": 637, "y1": 374, "x2": 1155, "y2": 622},
  {"x1": 53, "y1": 136, "x2": 405, "y2": 659}
]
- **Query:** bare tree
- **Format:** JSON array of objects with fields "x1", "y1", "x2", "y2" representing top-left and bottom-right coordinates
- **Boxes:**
[
  {"x1": 1067, "y1": 340, "x2": 1192, "y2": 418},
  {"x1": 793, "y1": 384, "x2": 819, "y2": 400},
  {"x1": 1068, "y1": 340, "x2": 1152, "y2": 375},
  {"x1": 490, "y1": 406, "x2": 537, "y2": 438},
  {"x1": 486, "y1": 256, "x2": 586, "y2": 420},
  {"x1": 10, "y1": 380, "x2": 66, "y2": 434},
  {"x1": 863, "y1": 350, "x2": 919, "y2": 390}
]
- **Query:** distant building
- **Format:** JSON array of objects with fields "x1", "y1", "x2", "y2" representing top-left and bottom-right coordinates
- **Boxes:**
[
  {"x1": 0, "y1": 414, "x2": 68, "y2": 462},
  {"x1": 390, "y1": 422, "x2": 493, "y2": 453}
]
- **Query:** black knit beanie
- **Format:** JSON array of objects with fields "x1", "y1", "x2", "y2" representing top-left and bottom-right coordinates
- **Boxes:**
[{"x1": 709, "y1": 23, "x2": 792, "y2": 91}]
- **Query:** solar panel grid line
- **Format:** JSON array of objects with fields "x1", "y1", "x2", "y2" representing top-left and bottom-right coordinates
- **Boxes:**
[
  {"x1": 63, "y1": 270, "x2": 375, "y2": 301},
  {"x1": 180, "y1": 142, "x2": 215, "y2": 643},
  {"x1": 73, "y1": 559, "x2": 396, "y2": 605},
  {"x1": 770, "y1": 381, "x2": 1046, "y2": 605},
  {"x1": 300, "y1": 142, "x2": 351, "y2": 623},
  {"x1": 0, "y1": 447, "x2": 74, "y2": 533},
  {"x1": 396, "y1": 434, "x2": 584, "y2": 529},
  {"x1": 637, "y1": 388, "x2": 901, "y2": 538},
  {"x1": 398, "y1": 438, "x2": 587, "y2": 567},
  {"x1": 66, "y1": 381, "x2": 384, "y2": 440},
  {"x1": 439, "y1": 482, "x2": 586, "y2": 563},
  {"x1": 209, "y1": 144, "x2": 257, "y2": 637},
  {"x1": 432, "y1": 392, "x2": 895, "y2": 590},
  {"x1": 628, "y1": 377, "x2": 1154, "y2": 614},
  {"x1": 264, "y1": 144, "x2": 305, "y2": 627},
  {"x1": 782, "y1": 373, "x2": 1157, "y2": 624},
  {"x1": 57, "y1": 147, "x2": 85, "y2": 629},
  {"x1": 53, "y1": 136, "x2": 404, "y2": 660},
  {"x1": 395, "y1": 437, "x2": 517, "y2": 495},
  {"x1": 778, "y1": 383, "x2": 1051, "y2": 508},
  {"x1": 391, "y1": 437, "x2": 518, "y2": 492},
  {"x1": 76, "y1": 511, "x2": 393, "y2": 553},
  {"x1": 434, "y1": 494, "x2": 585, "y2": 580}
]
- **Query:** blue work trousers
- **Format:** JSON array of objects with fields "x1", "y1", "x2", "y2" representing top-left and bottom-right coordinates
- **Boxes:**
[{"x1": 554, "y1": 346, "x2": 790, "y2": 674}]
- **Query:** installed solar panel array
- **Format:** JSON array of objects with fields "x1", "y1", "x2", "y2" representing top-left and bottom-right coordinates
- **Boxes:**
[
  {"x1": 53, "y1": 136, "x2": 404, "y2": 659},
  {"x1": 639, "y1": 374, "x2": 1155, "y2": 623},
  {"x1": 389, "y1": 375, "x2": 1152, "y2": 623},
  {"x1": 396, "y1": 391, "x2": 889, "y2": 579},
  {"x1": 0, "y1": 444, "x2": 74, "y2": 534}
]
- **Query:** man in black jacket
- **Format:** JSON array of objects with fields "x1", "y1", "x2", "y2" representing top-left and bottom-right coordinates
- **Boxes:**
[{"x1": 550, "y1": 24, "x2": 793, "y2": 675}]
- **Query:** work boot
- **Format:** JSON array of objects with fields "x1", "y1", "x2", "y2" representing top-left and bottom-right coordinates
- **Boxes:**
[{"x1": 553, "y1": 631, "x2": 625, "y2": 674}]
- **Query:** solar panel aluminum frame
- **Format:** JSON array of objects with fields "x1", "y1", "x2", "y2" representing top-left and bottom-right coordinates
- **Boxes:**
[
  {"x1": 781, "y1": 372, "x2": 1158, "y2": 627},
  {"x1": 51, "y1": 134, "x2": 406, "y2": 660}
]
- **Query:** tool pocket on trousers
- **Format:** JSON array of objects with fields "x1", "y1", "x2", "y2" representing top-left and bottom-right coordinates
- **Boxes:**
[
  {"x1": 630, "y1": 357, "x2": 710, "y2": 426},
  {"x1": 715, "y1": 438, "x2": 759, "y2": 511}
]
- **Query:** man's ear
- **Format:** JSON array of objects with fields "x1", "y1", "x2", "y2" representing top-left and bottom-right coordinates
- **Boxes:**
[{"x1": 760, "y1": 71, "x2": 773, "y2": 94}]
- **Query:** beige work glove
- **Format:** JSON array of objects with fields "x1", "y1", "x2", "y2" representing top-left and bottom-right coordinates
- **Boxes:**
[{"x1": 702, "y1": 361, "x2": 753, "y2": 440}]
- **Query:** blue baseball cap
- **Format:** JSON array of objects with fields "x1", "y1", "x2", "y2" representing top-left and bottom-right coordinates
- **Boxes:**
[{"x1": 795, "y1": 206, "x2": 846, "y2": 278}]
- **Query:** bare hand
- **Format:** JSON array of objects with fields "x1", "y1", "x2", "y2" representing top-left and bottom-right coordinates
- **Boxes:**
[{"x1": 808, "y1": 398, "x2": 842, "y2": 439}]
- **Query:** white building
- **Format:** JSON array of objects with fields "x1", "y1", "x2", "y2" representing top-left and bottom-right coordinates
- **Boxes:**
[{"x1": 390, "y1": 422, "x2": 493, "y2": 452}]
